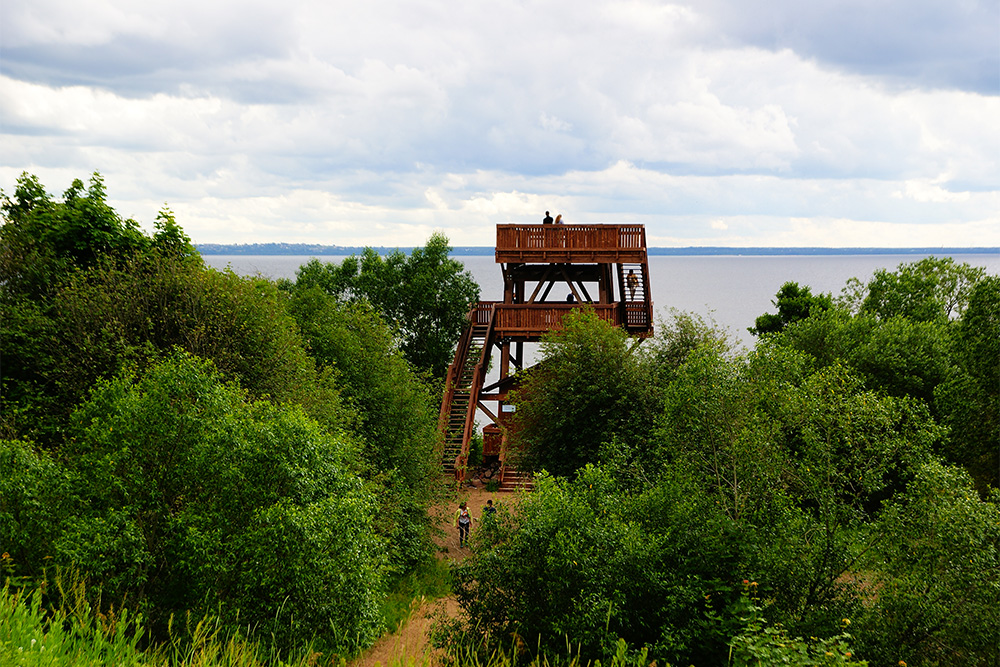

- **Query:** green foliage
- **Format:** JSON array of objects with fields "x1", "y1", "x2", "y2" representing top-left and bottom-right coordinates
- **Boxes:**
[
  {"x1": 294, "y1": 232, "x2": 480, "y2": 378},
  {"x1": 286, "y1": 288, "x2": 440, "y2": 572},
  {"x1": 0, "y1": 172, "x2": 147, "y2": 300},
  {"x1": 466, "y1": 430, "x2": 485, "y2": 470},
  {"x1": 654, "y1": 345, "x2": 940, "y2": 635},
  {"x1": 0, "y1": 440, "x2": 63, "y2": 569},
  {"x1": 26, "y1": 353, "x2": 388, "y2": 654},
  {"x1": 934, "y1": 275, "x2": 1000, "y2": 490},
  {"x1": 380, "y1": 557, "x2": 453, "y2": 633},
  {"x1": 2, "y1": 174, "x2": 447, "y2": 659},
  {"x1": 772, "y1": 259, "x2": 997, "y2": 486},
  {"x1": 509, "y1": 309, "x2": 659, "y2": 477},
  {"x1": 857, "y1": 461, "x2": 1000, "y2": 667},
  {"x1": 2, "y1": 175, "x2": 349, "y2": 445},
  {"x1": 287, "y1": 288, "x2": 438, "y2": 486},
  {"x1": 646, "y1": 308, "x2": 734, "y2": 385},
  {"x1": 750, "y1": 281, "x2": 833, "y2": 337},
  {"x1": 3, "y1": 244, "x2": 350, "y2": 446},
  {"x1": 857, "y1": 257, "x2": 986, "y2": 322},
  {"x1": 452, "y1": 466, "x2": 743, "y2": 666},
  {"x1": 777, "y1": 309, "x2": 951, "y2": 407},
  {"x1": 653, "y1": 344, "x2": 795, "y2": 523},
  {"x1": 729, "y1": 601, "x2": 866, "y2": 666}
]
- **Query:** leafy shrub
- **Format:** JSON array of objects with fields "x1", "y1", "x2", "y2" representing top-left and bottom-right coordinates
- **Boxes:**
[
  {"x1": 451, "y1": 465, "x2": 743, "y2": 666},
  {"x1": 43, "y1": 352, "x2": 387, "y2": 655},
  {"x1": 730, "y1": 609, "x2": 867, "y2": 666},
  {"x1": 509, "y1": 309, "x2": 659, "y2": 477},
  {"x1": 0, "y1": 440, "x2": 63, "y2": 571},
  {"x1": 287, "y1": 289, "x2": 440, "y2": 572},
  {"x1": 856, "y1": 461, "x2": 1000, "y2": 667}
]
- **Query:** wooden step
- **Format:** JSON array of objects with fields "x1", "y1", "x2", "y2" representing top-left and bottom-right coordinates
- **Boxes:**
[{"x1": 498, "y1": 468, "x2": 534, "y2": 492}]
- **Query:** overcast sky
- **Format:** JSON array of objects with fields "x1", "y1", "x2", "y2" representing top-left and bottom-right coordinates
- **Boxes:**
[{"x1": 2, "y1": 0, "x2": 998, "y2": 248}]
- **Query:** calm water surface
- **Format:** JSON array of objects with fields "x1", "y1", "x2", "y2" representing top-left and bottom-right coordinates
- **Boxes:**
[{"x1": 204, "y1": 253, "x2": 1000, "y2": 349}]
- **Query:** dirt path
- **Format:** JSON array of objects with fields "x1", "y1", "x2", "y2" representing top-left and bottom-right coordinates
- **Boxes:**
[{"x1": 349, "y1": 486, "x2": 507, "y2": 667}]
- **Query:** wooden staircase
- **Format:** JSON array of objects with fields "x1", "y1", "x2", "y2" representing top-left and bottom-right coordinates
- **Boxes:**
[
  {"x1": 439, "y1": 223, "x2": 653, "y2": 489},
  {"x1": 439, "y1": 306, "x2": 494, "y2": 475},
  {"x1": 498, "y1": 467, "x2": 534, "y2": 492},
  {"x1": 618, "y1": 261, "x2": 652, "y2": 333}
]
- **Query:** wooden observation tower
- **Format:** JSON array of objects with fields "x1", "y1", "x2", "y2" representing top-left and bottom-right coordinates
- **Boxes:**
[{"x1": 438, "y1": 223, "x2": 654, "y2": 489}]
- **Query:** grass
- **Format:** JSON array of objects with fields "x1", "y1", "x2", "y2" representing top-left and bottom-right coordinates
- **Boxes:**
[
  {"x1": 0, "y1": 572, "x2": 335, "y2": 667},
  {"x1": 1, "y1": 557, "x2": 453, "y2": 667},
  {"x1": 380, "y1": 558, "x2": 453, "y2": 634}
]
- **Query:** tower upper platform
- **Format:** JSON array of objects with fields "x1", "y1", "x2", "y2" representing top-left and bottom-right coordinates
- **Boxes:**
[{"x1": 495, "y1": 224, "x2": 647, "y2": 264}]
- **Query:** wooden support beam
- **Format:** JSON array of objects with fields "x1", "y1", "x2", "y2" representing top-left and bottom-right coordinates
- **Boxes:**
[
  {"x1": 477, "y1": 401, "x2": 500, "y2": 424},
  {"x1": 559, "y1": 267, "x2": 584, "y2": 303}
]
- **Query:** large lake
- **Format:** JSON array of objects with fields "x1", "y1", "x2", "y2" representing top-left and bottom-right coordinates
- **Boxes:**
[{"x1": 203, "y1": 253, "x2": 1000, "y2": 349}]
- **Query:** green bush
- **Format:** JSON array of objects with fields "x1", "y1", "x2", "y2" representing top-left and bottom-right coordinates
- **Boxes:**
[
  {"x1": 856, "y1": 461, "x2": 1000, "y2": 667},
  {"x1": 0, "y1": 440, "x2": 63, "y2": 571},
  {"x1": 730, "y1": 607, "x2": 867, "y2": 666},
  {"x1": 286, "y1": 289, "x2": 440, "y2": 572},
  {"x1": 451, "y1": 465, "x2": 743, "y2": 666},
  {"x1": 509, "y1": 309, "x2": 660, "y2": 477},
  {"x1": 42, "y1": 352, "x2": 387, "y2": 655}
]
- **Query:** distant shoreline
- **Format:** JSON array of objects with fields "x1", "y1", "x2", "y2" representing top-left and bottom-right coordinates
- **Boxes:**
[{"x1": 196, "y1": 243, "x2": 999, "y2": 257}]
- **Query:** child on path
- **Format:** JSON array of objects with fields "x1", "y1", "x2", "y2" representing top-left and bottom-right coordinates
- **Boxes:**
[{"x1": 483, "y1": 499, "x2": 497, "y2": 516}]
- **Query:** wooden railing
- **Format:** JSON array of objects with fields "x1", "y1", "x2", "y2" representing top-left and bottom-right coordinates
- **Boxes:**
[
  {"x1": 472, "y1": 301, "x2": 494, "y2": 325},
  {"x1": 493, "y1": 303, "x2": 620, "y2": 335},
  {"x1": 496, "y1": 224, "x2": 646, "y2": 253},
  {"x1": 439, "y1": 301, "x2": 494, "y2": 435},
  {"x1": 462, "y1": 302, "x2": 635, "y2": 338},
  {"x1": 622, "y1": 302, "x2": 652, "y2": 331}
]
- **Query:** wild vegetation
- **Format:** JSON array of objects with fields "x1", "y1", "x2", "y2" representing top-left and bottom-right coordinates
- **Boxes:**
[
  {"x1": 449, "y1": 263, "x2": 999, "y2": 667},
  {"x1": 1, "y1": 173, "x2": 477, "y2": 660},
  {"x1": 2, "y1": 172, "x2": 998, "y2": 667}
]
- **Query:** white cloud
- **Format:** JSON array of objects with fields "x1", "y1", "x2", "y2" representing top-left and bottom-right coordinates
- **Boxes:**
[{"x1": 1, "y1": 0, "x2": 997, "y2": 248}]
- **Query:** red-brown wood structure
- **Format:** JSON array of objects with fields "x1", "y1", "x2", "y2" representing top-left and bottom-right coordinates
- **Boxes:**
[{"x1": 438, "y1": 223, "x2": 653, "y2": 489}]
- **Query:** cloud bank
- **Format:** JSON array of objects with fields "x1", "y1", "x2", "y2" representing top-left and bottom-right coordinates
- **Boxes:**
[{"x1": 1, "y1": 0, "x2": 997, "y2": 246}]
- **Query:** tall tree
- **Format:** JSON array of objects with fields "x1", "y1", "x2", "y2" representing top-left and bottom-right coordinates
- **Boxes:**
[
  {"x1": 509, "y1": 309, "x2": 658, "y2": 477},
  {"x1": 1, "y1": 172, "x2": 148, "y2": 299},
  {"x1": 934, "y1": 275, "x2": 1000, "y2": 490},
  {"x1": 749, "y1": 281, "x2": 832, "y2": 336},
  {"x1": 850, "y1": 256, "x2": 986, "y2": 322},
  {"x1": 287, "y1": 288, "x2": 441, "y2": 570},
  {"x1": 294, "y1": 232, "x2": 480, "y2": 378}
]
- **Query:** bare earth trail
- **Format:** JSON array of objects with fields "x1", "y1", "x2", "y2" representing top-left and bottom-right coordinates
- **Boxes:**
[{"x1": 350, "y1": 486, "x2": 507, "y2": 667}]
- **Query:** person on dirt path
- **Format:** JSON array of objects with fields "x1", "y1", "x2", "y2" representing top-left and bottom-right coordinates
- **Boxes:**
[
  {"x1": 483, "y1": 499, "x2": 497, "y2": 518},
  {"x1": 454, "y1": 501, "x2": 472, "y2": 547}
]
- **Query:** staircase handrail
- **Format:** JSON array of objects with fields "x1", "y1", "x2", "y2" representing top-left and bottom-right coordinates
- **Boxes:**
[
  {"x1": 438, "y1": 302, "x2": 481, "y2": 433},
  {"x1": 459, "y1": 302, "x2": 497, "y2": 471}
]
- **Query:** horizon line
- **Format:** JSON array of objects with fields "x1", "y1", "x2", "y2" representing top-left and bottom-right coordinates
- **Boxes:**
[{"x1": 195, "y1": 242, "x2": 1000, "y2": 257}]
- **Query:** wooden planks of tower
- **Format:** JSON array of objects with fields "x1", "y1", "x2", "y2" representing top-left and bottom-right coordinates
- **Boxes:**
[{"x1": 439, "y1": 222, "x2": 653, "y2": 487}]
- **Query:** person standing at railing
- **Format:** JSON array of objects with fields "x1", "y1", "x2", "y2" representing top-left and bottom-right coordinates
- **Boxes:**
[
  {"x1": 543, "y1": 211, "x2": 553, "y2": 224},
  {"x1": 627, "y1": 269, "x2": 639, "y2": 300},
  {"x1": 554, "y1": 214, "x2": 563, "y2": 224}
]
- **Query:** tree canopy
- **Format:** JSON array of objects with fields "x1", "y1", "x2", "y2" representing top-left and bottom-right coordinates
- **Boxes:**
[
  {"x1": 292, "y1": 232, "x2": 480, "y2": 378},
  {"x1": 454, "y1": 258, "x2": 999, "y2": 667},
  {"x1": 0, "y1": 173, "x2": 448, "y2": 656}
]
